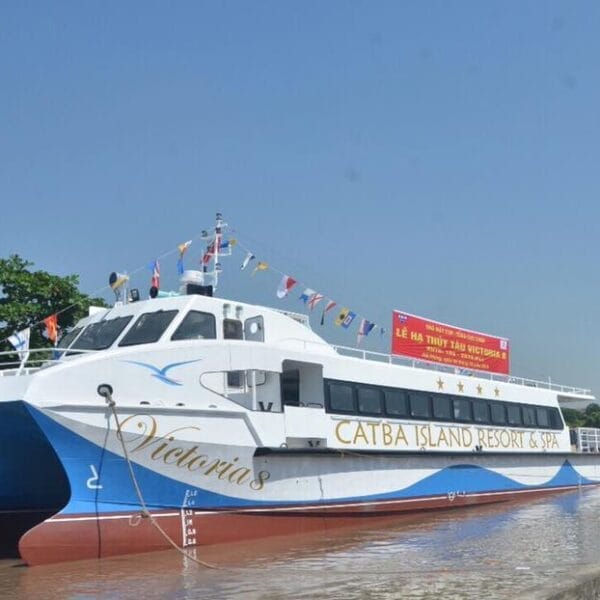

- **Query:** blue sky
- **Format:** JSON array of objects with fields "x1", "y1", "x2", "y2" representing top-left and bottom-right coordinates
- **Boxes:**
[{"x1": 2, "y1": 2, "x2": 599, "y2": 395}]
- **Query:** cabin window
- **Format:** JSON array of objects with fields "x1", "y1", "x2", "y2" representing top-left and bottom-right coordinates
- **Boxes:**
[
  {"x1": 472, "y1": 400, "x2": 489, "y2": 424},
  {"x1": 536, "y1": 408, "x2": 550, "y2": 428},
  {"x1": 522, "y1": 406, "x2": 536, "y2": 427},
  {"x1": 119, "y1": 310, "x2": 178, "y2": 346},
  {"x1": 76, "y1": 316, "x2": 133, "y2": 350},
  {"x1": 432, "y1": 395, "x2": 452, "y2": 420},
  {"x1": 453, "y1": 398, "x2": 472, "y2": 422},
  {"x1": 328, "y1": 383, "x2": 355, "y2": 413},
  {"x1": 281, "y1": 370, "x2": 300, "y2": 406},
  {"x1": 550, "y1": 408, "x2": 563, "y2": 430},
  {"x1": 223, "y1": 319, "x2": 243, "y2": 340},
  {"x1": 507, "y1": 404, "x2": 522, "y2": 426},
  {"x1": 172, "y1": 311, "x2": 216, "y2": 341},
  {"x1": 244, "y1": 316, "x2": 264, "y2": 342},
  {"x1": 384, "y1": 390, "x2": 408, "y2": 417},
  {"x1": 409, "y1": 393, "x2": 431, "y2": 419},
  {"x1": 357, "y1": 387, "x2": 383, "y2": 415},
  {"x1": 490, "y1": 403, "x2": 506, "y2": 425},
  {"x1": 227, "y1": 371, "x2": 244, "y2": 388},
  {"x1": 58, "y1": 327, "x2": 83, "y2": 349}
]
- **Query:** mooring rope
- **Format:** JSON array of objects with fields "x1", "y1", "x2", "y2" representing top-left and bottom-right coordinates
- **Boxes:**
[{"x1": 100, "y1": 386, "x2": 218, "y2": 569}]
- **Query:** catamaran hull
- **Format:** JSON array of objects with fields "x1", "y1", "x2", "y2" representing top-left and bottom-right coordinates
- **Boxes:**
[
  {"x1": 16, "y1": 403, "x2": 600, "y2": 565},
  {"x1": 0, "y1": 401, "x2": 69, "y2": 555}
]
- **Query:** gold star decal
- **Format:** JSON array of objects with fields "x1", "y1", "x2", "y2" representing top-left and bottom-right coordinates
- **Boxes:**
[
  {"x1": 457, "y1": 381, "x2": 464, "y2": 393},
  {"x1": 436, "y1": 377, "x2": 444, "y2": 390},
  {"x1": 476, "y1": 384, "x2": 483, "y2": 395},
  {"x1": 494, "y1": 387, "x2": 500, "y2": 397}
]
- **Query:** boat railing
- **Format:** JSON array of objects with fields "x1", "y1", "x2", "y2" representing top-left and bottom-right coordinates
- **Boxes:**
[
  {"x1": 274, "y1": 337, "x2": 591, "y2": 397},
  {"x1": 0, "y1": 347, "x2": 98, "y2": 377},
  {"x1": 575, "y1": 428, "x2": 600, "y2": 453},
  {"x1": 331, "y1": 344, "x2": 592, "y2": 396}
]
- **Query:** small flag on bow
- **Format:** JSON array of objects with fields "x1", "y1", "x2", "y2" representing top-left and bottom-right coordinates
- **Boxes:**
[
  {"x1": 177, "y1": 240, "x2": 192, "y2": 275},
  {"x1": 252, "y1": 261, "x2": 269, "y2": 276},
  {"x1": 335, "y1": 308, "x2": 350, "y2": 326},
  {"x1": 276, "y1": 275, "x2": 297, "y2": 299},
  {"x1": 320, "y1": 300, "x2": 337, "y2": 326},
  {"x1": 148, "y1": 259, "x2": 160, "y2": 289},
  {"x1": 357, "y1": 319, "x2": 375, "y2": 345},
  {"x1": 240, "y1": 251, "x2": 255, "y2": 270},
  {"x1": 299, "y1": 288, "x2": 316, "y2": 304},
  {"x1": 307, "y1": 293, "x2": 324, "y2": 310},
  {"x1": 341, "y1": 311, "x2": 357, "y2": 329},
  {"x1": 8, "y1": 327, "x2": 30, "y2": 359},
  {"x1": 43, "y1": 315, "x2": 58, "y2": 345}
]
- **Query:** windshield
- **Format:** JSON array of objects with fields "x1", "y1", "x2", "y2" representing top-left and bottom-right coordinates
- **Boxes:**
[
  {"x1": 119, "y1": 310, "x2": 178, "y2": 346},
  {"x1": 74, "y1": 316, "x2": 133, "y2": 350},
  {"x1": 57, "y1": 326, "x2": 83, "y2": 349}
]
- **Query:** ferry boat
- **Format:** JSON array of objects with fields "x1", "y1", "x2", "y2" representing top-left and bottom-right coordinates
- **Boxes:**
[{"x1": 1, "y1": 215, "x2": 600, "y2": 565}]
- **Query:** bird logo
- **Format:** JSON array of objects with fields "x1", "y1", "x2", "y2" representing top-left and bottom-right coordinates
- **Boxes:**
[{"x1": 121, "y1": 359, "x2": 202, "y2": 386}]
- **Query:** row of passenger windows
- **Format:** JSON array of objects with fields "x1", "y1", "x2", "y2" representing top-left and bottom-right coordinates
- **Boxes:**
[
  {"x1": 324, "y1": 380, "x2": 563, "y2": 430},
  {"x1": 62, "y1": 310, "x2": 265, "y2": 351}
]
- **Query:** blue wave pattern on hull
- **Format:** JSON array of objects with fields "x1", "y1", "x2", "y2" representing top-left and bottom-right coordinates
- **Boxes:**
[
  {"x1": 26, "y1": 405, "x2": 594, "y2": 516},
  {"x1": 0, "y1": 401, "x2": 69, "y2": 511}
]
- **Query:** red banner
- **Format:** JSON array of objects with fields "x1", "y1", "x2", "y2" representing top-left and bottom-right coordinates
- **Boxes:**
[{"x1": 391, "y1": 311, "x2": 509, "y2": 375}]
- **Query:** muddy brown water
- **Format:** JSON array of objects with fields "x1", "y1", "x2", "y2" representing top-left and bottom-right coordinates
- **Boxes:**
[{"x1": 2, "y1": 488, "x2": 600, "y2": 599}]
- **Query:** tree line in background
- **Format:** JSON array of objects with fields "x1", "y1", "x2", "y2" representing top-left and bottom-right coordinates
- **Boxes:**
[
  {"x1": 0, "y1": 255, "x2": 107, "y2": 362},
  {"x1": 562, "y1": 404, "x2": 600, "y2": 429}
]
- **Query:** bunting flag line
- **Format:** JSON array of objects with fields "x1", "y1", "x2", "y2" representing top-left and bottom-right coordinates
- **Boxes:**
[
  {"x1": 177, "y1": 240, "x2": 192, "y2": 275},
  {"x1": 357, "y1": 319, "x2": 376, "y2": 345},
  {"x1": 8, "y1": 327, "x2": 30, "y2": 359},
  {"x1": 149, "y1": 259, "x2": 160, "y2": 289},
  {"x1": 43, "y1": 315, "x2": 58, "y2": 345},
  {"x1": 334, "y1": 308, "x2": 350, "y2": 326},
  {"x1": 320, "y1": 300, "x2": 337, "y2": 326},
  {"x1": 252, "y1": 261, "x2": 269, "y2": 276},
  {"x1": 276, "y1": 275, "x2": 297, "y2": 299},
  {"x1": 379, "y1": 327, "x2": 387, "y2": 337},
  {"x1": 240, "y1": 252, "x2": 255, "y2": 270},
  {"x1": 299, "y1": 288, "x2": 316, "y2": 304},
  {"x1": 341, "y1": 311, "x2": 357, "y2": 329},
  {"x1": 307, "y1": 293, "x2": 324, "y2": 310}
]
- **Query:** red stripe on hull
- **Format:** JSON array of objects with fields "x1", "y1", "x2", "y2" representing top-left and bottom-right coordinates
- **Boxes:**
[{"x1": 18, "y1": 484, "x2": 597, "y2": 566}]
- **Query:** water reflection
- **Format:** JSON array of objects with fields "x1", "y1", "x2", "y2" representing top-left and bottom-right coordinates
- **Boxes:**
[{"x1": 3, "y1": 488, "x2": 600, "y2": 599}]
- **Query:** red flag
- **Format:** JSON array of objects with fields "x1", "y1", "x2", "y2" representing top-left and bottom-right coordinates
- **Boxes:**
[{"x1": 44, "y1": 314, "x2": 58, "y2": 344}]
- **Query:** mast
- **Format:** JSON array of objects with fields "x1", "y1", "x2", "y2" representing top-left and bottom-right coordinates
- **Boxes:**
[{"x1": 214, "y1": 212, "x2": 223, "y2": 291}]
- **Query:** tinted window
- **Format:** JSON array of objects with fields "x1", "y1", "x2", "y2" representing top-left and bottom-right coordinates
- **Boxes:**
[
  {"x1": 281, "y1": 370, "x2": 300, "y2": 406},
  {"x1": 385, "y1": 390, "x2": 408, "y2": 417},
  {"x1": 409, "y1": 393, "x2": 431, "y2": 419},
  {"x1": 172, "y1": 311, "x2": 216, "y2": 341},
  {"x1": 453, "y1": 398, "x2": 472, "y2": 422},
  {"x1": 329, "y1": 384, "x2": 354, "y2": 413},
  {"x1": 58, "y1": 327, "x2": 83, "y2": 349},
  {"x1": 522, "y1": 406, "x2": 536, "y2": 427},
  {"x1": 227, "y1": 371, "x2": 244, "y2": 388},
  {"x1": 536, "y1": 408, "x2": 550, "y2": 428},
  {"x1": 550, "y1": 408, "x2": 563, "y2": 430},
  {"x1": 490, "y1": 403, "x2": 506, "y2": 425},
  {"x1": 76, "y1": 316, "x2": 133, "y2": 350},
  {"x1": 244, "y1": 316, "x2": 264, "y2": 342},
  {"x1": 119, "y1": 310, "x2": 178, "y2": 346},
  {"x1": 507, "y1": 404, "x2": 522, "y2": 426},
  {"x1": 432, "y1": 395, "x2": 452, "y2": 420},
  {"x1": 357, "y1": 387, "x2": 383, "y2": 415},
  {"x1": 223, "y1": 319, "x2": 243, "y2": 340},
  {"x1": 473, "y1": 400, "x2": 489, "y2": 424}
]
